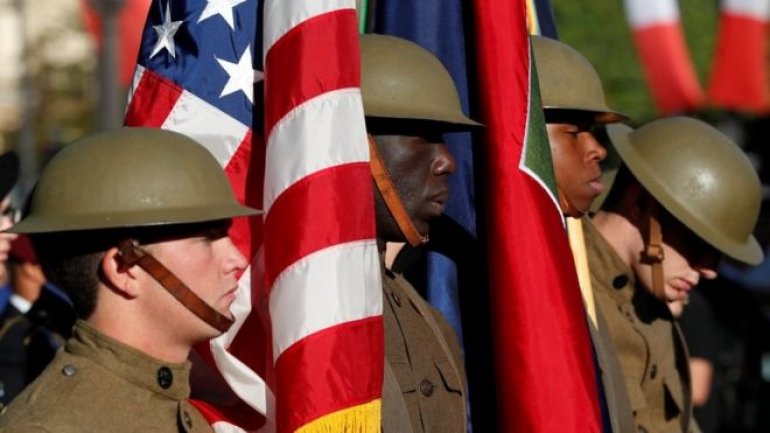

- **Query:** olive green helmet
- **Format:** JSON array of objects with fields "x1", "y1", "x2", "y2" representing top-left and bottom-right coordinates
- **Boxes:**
[
  {"x1": 607, "y1": 117, "x2": 762, "y2": 265},
  {"x1": 531, "y1": 36, "x2": 627, "y2": 124},
  {"x1": 361, "y1": 33, "x2": 480, "y2": 130},
  {"x1": 10, "y1": 127, "x2": 260, "y2": 234}
]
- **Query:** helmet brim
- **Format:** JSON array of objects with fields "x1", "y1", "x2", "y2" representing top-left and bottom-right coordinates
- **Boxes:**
[
  {"x1": 543, "y1": 106, "x2": 629, "y2": 124},
  {"x1": 8, "y1": 204, "x2": 261, "y2": 235}
]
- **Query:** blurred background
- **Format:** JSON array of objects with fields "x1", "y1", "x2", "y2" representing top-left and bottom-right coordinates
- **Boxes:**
[{"x1": 0, "y1": 0, "x2": 768, "y2": 430}]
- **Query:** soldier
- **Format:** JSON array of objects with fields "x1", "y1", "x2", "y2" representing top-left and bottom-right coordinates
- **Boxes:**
[
  {"x1": 361, "y1": 34, "x2": 480, "y2": 433},
  {"x1": 532, "y1": 35, "x2": 636, "y2": 433},
  {"x1": 0, "y1": 128, "x2": 259, "y2": 433},
  {"x1": 585, "y1": 117, "x2": 762, "y2": 433},
  {"x1": 531, "y1": 35, "x2": 628, "y2": 219}
]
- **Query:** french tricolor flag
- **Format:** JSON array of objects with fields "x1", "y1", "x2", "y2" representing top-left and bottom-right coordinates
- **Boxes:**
[
  {"x1": 707, "y1": 0, "x2": 770, "y2": 113},
  {"x1": 624, "y1": 0, "x2": 704, "y2": 114}
]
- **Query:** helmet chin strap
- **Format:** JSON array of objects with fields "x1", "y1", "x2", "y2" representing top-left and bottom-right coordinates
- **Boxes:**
[
  {"x1": 641, "y1": 201, "x2": 666, "y2": 301},
  {"x1": 117, "y1": 239, "x2": 235, "y2": 333},
  {"x1": 368, "y1": 135, "x2": 429, "y2": 247}
]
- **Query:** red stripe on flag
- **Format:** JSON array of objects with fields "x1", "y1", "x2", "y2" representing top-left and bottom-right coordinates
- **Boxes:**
[
  {"x1": 263, "y1": 162, "x2": 375, "y2": 288},
  {"x1": 473, "y1": 0, "x2": 603, "y2": 431},
  {"x1": 707, "y1": 14, "x2": 770, "y2": 112},
  {"x1": 124, "y1": 69, "x2": 183, "y2": 127},
  {"x1": 632, "y1": 23, "x2": 704, "y2": 114},
  {"x1": 264, "y1": 9, "x2": 360, "y2": 138},
  {"x1": 274, "y1": 316, "x2": 384, "y2": 432}
]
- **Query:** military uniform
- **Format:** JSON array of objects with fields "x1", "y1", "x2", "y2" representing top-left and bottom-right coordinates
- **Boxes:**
[
  {"x1": 381, "y1": 266, "x2": 466, "y2": 433},
  {"x1": 584, "y1": 219, "x2": 698, "y2": 433},
  {"x1": 0, "y1": 321, "x2": 212, "y2": 433}
]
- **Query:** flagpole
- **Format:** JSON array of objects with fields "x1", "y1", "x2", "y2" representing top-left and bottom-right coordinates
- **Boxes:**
[
  {"x1": 567, "y1": 217, "x2": 597, "y2": 327},
  {"x1": 13, "y1": 0, "x2": 38, "y2": 200},
  {"x1": 91, "y1": 0, "x2": 125, "y2": 130}
]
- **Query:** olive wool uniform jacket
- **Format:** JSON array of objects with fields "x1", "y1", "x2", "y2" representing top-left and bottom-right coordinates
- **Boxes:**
[
  {"x1": 585, "y1": 220, "x2": 700, "y2": 433},
  {"x1": 0, "y1": 321, "x2": 212, "y2": 433},
  {"x1": 381, "y1": 267, "x2": 467, "y2": 433}
]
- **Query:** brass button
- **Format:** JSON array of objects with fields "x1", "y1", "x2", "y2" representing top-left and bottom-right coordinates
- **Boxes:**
[
  {"x1": 419, "y1": 379, "x2": 434, "y2": 397},
  {"x1": 612, "y1": 275, "x2": 629, "y2": 289},
  {"x1": 62, "y1": 365, "x2": 77, "y2": 377},
  {"x1": 183, "y1": 411, "x2": 192, "y2": 428},
  {"x1": 157, "y1": 366, "x2": 174, "y2": 389}
]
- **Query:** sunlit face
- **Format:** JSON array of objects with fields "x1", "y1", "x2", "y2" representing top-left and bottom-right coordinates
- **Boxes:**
[
  {"x1": 373, "y1": 131, "x2": 456, "y2": 242},
  {"x1": 547, "y1": 121, "x2": 607, "y2": 217},
  {"x1": 633, "y1": 217, "x2": 719, "y2": 309},
  {"x1": 144, "y1": 221, "x2": 247, "y2": 341}
]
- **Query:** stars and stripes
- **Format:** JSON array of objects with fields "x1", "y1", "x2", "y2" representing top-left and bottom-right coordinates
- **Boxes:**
[
  {"x1": 126, "y1": 0, "x2": 382, "y2": 432},
  {"x1": 263, "y1": 1, "x2": 383, "y2": 431}
]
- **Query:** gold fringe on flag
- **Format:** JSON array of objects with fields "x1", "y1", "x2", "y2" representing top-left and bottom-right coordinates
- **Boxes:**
[{"x1": 296, "y1": 399, "x2": 382, "y2": 433}]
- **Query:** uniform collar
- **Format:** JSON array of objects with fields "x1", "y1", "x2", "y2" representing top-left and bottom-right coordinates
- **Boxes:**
[{"x1": 66, "y1": 320, "x2": 193, "y2": 401}]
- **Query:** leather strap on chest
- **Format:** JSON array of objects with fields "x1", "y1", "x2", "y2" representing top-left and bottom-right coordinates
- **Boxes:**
[
  {"x1": 117, "y1": 239, "x2": 234, "y2": 333},
  {"x1": 642, "y1": 202, "x2": 666, "y2": 301}
]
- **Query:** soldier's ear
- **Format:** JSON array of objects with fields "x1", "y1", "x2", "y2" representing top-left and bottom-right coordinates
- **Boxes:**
[{"x1": 100, "y1": 247, "x2": 140, "y2": 299}]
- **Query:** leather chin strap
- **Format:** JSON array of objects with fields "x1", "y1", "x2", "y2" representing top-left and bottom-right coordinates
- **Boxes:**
[
  {"x1": 117, "y1": 239, "x2": 235, "y2": 333},
  {"x1": 368, "y1": 135, "x2": 429, "y2": 247},
  {"x1": 642, "y1": 202, "x2": 666, "y2": 301}
]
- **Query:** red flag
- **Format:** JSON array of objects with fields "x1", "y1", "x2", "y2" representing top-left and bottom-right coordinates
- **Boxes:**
[
  {"x1": 707, "y1": 0, "x2": 770, "y2": 113},
  {"x1": 473, "y1": 0, "x2": 603, "y2": 431},
  {"x1": 623, "y1": 0, "x2": 704, "y2": 114}
]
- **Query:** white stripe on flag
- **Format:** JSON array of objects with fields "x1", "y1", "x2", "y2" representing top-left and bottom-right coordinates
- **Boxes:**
[
  {"x1": 624, "y1": 0, "x2": 679, "y2": 27},
  {"x1": 209, "y1": 251, "x2": 274, "y2": 417},
  {"x1": 263, "y1": 0, "x2": 352, "y2": 56},
  {"x1": 162, "y1": 90, "x2": 250, "y2": 167},
  {"x1": 269, "y1": 240, "x2": 381, "y2": 359},
  {"x1": 263, "y1": 88, "x2": 369, "y2": 213},
  {"x1": 724, "y1": 0, "x2": 770, "y2": 19}
]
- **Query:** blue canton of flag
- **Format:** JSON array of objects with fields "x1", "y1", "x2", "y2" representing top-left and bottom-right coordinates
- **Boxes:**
[{"x1": 133, "y1": 0, "x2": 262, "y2": 128}]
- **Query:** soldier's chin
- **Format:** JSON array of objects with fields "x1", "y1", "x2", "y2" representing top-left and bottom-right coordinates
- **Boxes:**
[{"x1": 667, "y1": 300, "x2": 685, "y2": 318}]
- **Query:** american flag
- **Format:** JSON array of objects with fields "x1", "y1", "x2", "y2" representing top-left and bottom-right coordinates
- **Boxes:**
[{"x1": 125, "y1": 0, "x2": 383, "y2": 431}]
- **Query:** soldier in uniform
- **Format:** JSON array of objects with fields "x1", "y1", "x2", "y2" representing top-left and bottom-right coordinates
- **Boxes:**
[
  {"x1": 532, "y1": 35, "x2": 628, "y2": 219},
  {"x1": 361, "y1": 34, "x2": 480, "y2": 433},
  {"x1": 585, "y1": 117, "x2": 763, "y2": 433},
  {"x1": 0, "y1": 128, "x2": 259, "y2": 433},
  {"x1": 532, "y1": 35, "x2": 636, "y2": 433}
]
